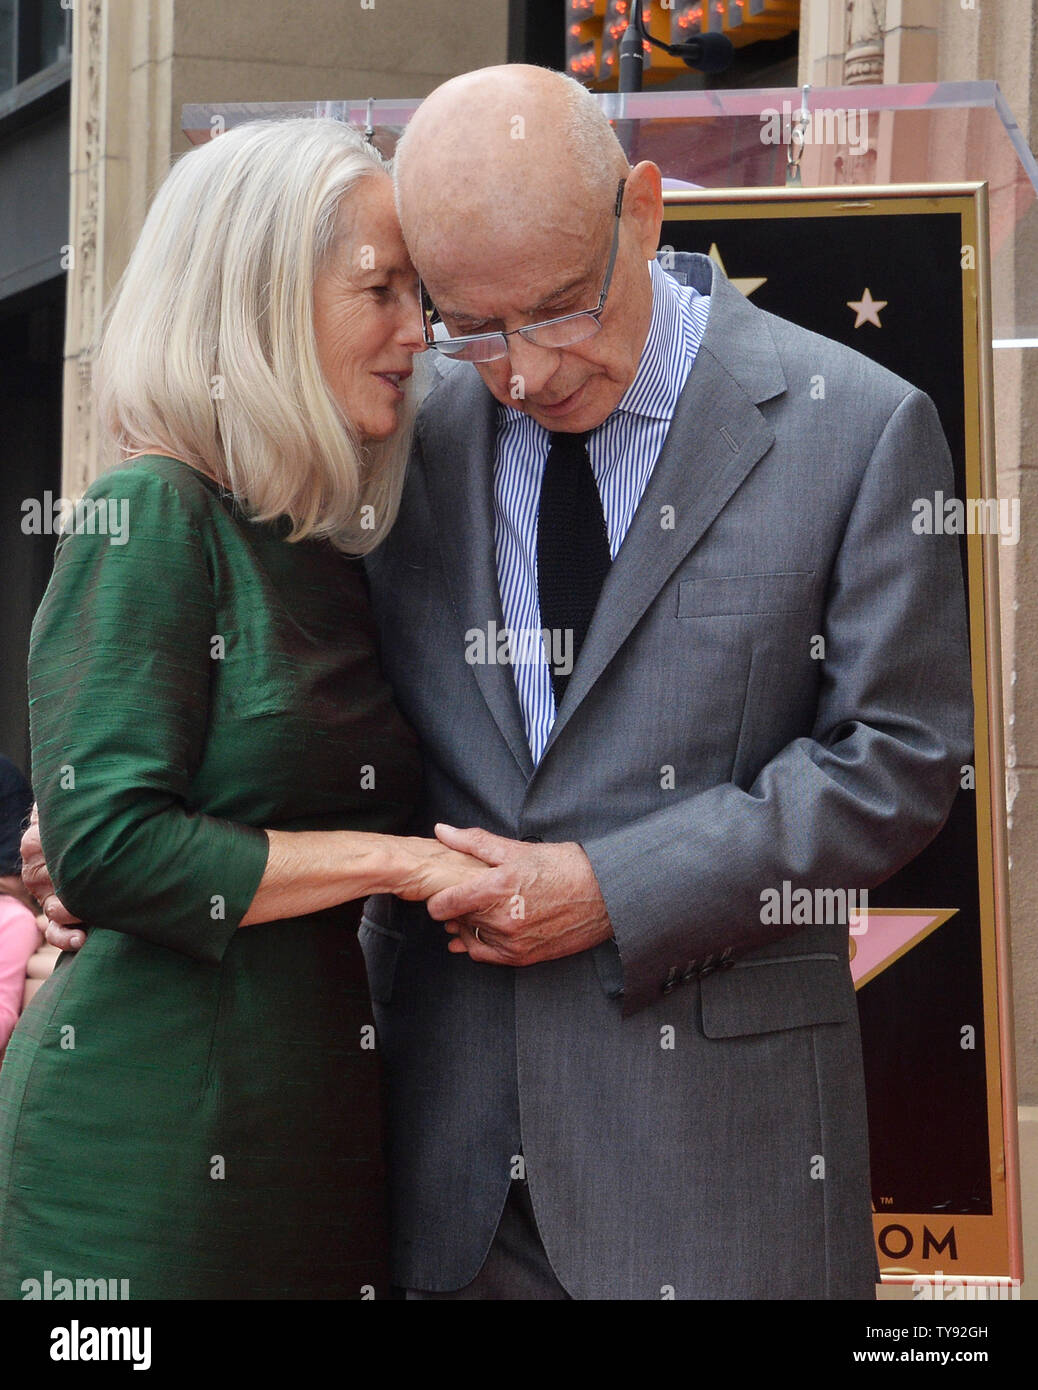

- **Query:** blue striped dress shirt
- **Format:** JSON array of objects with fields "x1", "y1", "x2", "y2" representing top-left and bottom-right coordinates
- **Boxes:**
[{"x1": 493, "y1": 256, "x2": 711, "y2": 762}]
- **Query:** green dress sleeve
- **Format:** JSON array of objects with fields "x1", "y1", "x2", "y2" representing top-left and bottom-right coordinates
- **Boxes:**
[{"x1": 28, "y1": 465, "x2": 270, "y2": 964}]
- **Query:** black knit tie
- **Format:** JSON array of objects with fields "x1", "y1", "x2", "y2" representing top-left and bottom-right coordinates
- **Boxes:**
[{"x1": 536, "y1": 430, "x2": 611, "y2": 710}]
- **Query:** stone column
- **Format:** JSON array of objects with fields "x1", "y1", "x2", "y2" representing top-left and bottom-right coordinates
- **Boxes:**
[{"x1": 63, "y1": 1, "x2": 173, "y2": 500}]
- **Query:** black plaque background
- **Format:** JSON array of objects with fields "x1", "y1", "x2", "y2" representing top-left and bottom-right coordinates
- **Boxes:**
[{"x1": 660, "y1": 207, "x2": 990, "y2": 1216}]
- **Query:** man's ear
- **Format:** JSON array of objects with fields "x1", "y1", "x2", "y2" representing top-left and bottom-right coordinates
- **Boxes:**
[{"x1": 625, "y1": 161, "x2": 664, "y2": 259}]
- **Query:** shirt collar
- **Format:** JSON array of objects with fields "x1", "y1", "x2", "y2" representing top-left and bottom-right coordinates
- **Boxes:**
[{"x1": 613, "y1": 257, "x2": 699, "y2": 424}]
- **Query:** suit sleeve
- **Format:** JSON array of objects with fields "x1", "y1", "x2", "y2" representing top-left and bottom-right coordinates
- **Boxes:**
[
  {"x1": 581, "y1": 388, "x2": 975, "y2": 1016},
  {"x1": 28, "y1": 468, "x2": 269, "y2": 964}
]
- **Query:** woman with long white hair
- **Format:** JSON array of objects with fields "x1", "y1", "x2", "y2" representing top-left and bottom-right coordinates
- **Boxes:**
[{"x1": 0, "y1": 118, "x2": 480, "y2": 1299}]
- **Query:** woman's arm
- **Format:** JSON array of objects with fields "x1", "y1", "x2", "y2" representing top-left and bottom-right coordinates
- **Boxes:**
[
  {"x1": 238, "y1": 829, "x2": 482, "y2": 925},
  {"x1": 22, "y1": 808, "x2": 481, "y2": 944},
  {"x1": 27, "y1": 466, "x2": 475, "y2": 964}
]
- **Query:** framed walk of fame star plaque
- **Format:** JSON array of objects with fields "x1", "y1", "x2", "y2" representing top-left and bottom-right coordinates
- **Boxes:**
[{"x1": 660, "y1": 184, "x2": 1021, "y2": 1290}]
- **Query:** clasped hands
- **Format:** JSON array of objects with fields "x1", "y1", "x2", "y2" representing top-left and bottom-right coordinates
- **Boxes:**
[
  {"x1": 425, "y1": 824, "x2": 613, "y2": 965},
  {"x1": 19, "y1": 810, "x2": 613, "y2": 968}
]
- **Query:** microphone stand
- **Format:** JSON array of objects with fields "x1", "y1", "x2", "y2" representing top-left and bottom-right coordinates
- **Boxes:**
[
  {"x1": 617, "y1": 9, "x2": 647, "y2": 95},
  {"x1": 617, "y1": 6, "x2": 735, "y2": 94},
  {"x1": 615, "y1": 5, "x2": 734, "y2": 160}
]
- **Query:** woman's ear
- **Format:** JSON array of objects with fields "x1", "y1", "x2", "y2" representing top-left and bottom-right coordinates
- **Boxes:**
[{"x1": 625, "y1": 161, "x2": 665, "y2": 259}]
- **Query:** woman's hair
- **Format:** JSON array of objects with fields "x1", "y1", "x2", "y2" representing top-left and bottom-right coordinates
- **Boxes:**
[{"x1": 94, "y1": 117, "x2": 413, "y2": 553}]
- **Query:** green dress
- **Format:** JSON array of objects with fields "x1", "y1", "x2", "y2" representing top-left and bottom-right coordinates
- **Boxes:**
[{"x1": 0, "y1": 456, "x2": 420, "y2": 1299}]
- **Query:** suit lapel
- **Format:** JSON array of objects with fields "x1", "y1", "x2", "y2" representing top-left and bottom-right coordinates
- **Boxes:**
[
  {"x1": 542, "y1": 262, "x2": 788, "y2": 757},
  {"x1": 419, "y1": 365, "x2": 535, "y2": 779}
]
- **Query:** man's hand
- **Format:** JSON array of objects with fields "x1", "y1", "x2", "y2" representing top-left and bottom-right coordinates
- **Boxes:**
[
  {"x1": 20, "y1": 804, "x2": 86, "y2": 951},
  {"x1": 424, "y1": 824, "x2": 613, "y2": 966}
]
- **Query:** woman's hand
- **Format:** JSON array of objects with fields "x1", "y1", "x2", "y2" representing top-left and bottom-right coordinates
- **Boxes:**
[
  {"x1": 390, "y1": 837, "x2": 490, "y2": 903},
  {"x1": 240, "y1": 829, "x2": 490, "y2": 926},
  {"x1": 19, "y1": 805, "x2": 87, "y2": 951}
]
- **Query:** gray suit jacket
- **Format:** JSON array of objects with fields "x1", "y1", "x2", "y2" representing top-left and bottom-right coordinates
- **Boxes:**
[{"x1": 361, "y1": 253, "x2": 973, "y2": 1299}]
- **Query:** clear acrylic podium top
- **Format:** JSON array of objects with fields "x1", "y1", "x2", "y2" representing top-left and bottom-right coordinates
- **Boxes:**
[{"x1": 183, "y1": 81, "x2": 1038, "y2": 344}]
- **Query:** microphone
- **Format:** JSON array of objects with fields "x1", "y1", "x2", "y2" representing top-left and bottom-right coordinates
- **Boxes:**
[
  {"x1": 673, "y1": 32, "x2": 735, "y2": 74},
  {"x1": 617, "y1": 17, "x2": 646, "y2": 93},
  {"x1": 617, "y1": 14, "x2": 734, "y2": 94}
]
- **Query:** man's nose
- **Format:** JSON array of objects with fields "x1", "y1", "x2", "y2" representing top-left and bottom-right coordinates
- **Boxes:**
[{"x1": 503, "y1": 331, "x2": 561, "y2": 397}]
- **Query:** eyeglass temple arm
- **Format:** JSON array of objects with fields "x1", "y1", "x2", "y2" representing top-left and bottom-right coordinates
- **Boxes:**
[{"x1": 598, "y1": 177, "x2": 627, "y2": 306}]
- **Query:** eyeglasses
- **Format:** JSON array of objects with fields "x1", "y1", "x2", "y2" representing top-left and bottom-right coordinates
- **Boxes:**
[{"x1": 420, "y1": 178, "x2": 627, "y2": 364}]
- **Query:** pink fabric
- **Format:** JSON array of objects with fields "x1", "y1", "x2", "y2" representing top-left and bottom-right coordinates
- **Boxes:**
[{"x1": 0, "y1": 896, "x2": 41, "y2": 1052}]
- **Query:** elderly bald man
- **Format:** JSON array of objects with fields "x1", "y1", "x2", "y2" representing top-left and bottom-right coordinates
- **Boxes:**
[{"x1": 357, "y1": 64, "x2": 972, "y2": 1299}]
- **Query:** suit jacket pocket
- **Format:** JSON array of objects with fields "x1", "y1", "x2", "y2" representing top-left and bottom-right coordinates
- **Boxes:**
[
  {"x1": 358, "y1": 915, "x2": 405, "y2": 1004},
  {"x1": 678, "y1": 570, "x2": 815, "y2": 618},
  {"x1": 699, "y1": 953, "x2": 852, "y2": 1038}
]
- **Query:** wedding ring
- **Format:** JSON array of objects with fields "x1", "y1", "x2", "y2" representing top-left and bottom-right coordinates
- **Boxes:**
[{"x1": 474, "y1": 926, "x2": 483, "y2": 945}]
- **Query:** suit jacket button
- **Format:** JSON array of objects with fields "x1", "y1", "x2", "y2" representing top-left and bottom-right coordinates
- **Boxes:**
[
  {"x1": 662, "y1": 966, "x2": 680, "y2": 994},
  {"x1": 521, "y1": 835, "x2": 543, "y2": 842}
]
